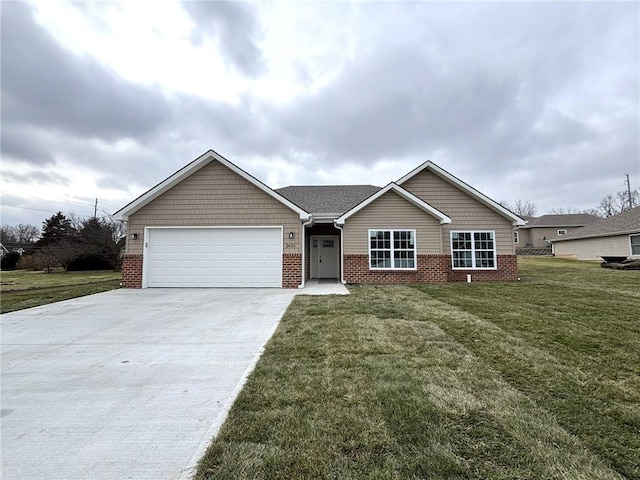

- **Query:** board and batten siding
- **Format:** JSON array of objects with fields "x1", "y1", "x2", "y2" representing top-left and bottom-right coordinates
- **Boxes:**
[
  {"x1": 553, "y1": 234, "x2": 638, "y2": 261},
  {"x1": 402, "y1": 171, "x2": 515, "y2": 254},
  {"x1": 343, "y1": 191, "x2": 442, "y2": 255},
  {"x1": 126, "y1": 160, "x2": 301, "y2": 256}
]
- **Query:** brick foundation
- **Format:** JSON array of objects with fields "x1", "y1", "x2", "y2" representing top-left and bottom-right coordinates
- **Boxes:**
[
  {"x1": 283, "y1": 253, "x2": 302, "y2": 288},
  {"x1": 122, "y1": 254, "x2": 143, "y2": 288},
  {"x1": 344, "y1": 254, "x2": 518, "y2": 284},
  {"x1": 448, "y1": 254, "x2": 518, "y2": 282},
  {"x1": 344, "y1": 254, "x2": 450, "y2": 284}
]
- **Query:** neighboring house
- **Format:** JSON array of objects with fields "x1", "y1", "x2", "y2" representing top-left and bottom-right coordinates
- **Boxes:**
[
  {"x1": 114, "y1": 150, "x2": 525, "y2": 288},
  {"x1": 515, "y1": 214, "x2": 600, "y2": 248},
  {"x1": 551, "y1": 206, "x2": 640, "y2": 260},
  {"x1": 0, "y1": 242, "x2": 29, "y2": 256}
]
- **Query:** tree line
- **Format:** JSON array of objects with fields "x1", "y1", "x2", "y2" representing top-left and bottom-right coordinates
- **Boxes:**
[
  {"x1": 1, "y1": 212, "x2": 124, "y2": 272},
  {"x1": 501, "y1": 187, "x2": 639, "y2": 218}
]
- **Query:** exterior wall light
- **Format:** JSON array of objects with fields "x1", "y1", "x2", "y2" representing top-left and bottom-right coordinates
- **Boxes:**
[
  {"x1": 131, "y1": 233, "x2": 139, "y2": 240},
  {"x1": 288, "y1": 232, "x2": 295, "y2": 239}
]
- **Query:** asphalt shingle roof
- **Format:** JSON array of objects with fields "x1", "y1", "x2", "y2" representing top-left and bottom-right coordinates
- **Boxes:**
[
  {"x1": 275, "y1": 185, "x2": 381, "y2": 214},
  {"x1": 553, "y1": 206, "x2": 640, "y2": 241},
  {"x1": 521, "y1": 214, "x2": 600, "y2": 229}
]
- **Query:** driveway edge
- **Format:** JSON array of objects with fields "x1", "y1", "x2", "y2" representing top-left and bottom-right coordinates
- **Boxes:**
[{"x1": 176, "y1": 302, "x2": 289, "y2": 480}]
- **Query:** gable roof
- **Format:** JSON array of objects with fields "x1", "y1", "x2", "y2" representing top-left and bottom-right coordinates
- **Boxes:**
[
  {"x1": 397, "y1": 161, "x2": 526, "y2": 226},
  {"x1": 552, "y1": 206, "x2": 640, "y2": 242},
  {"x1": 336, "y1": 183, "x2": 451, "y2": 225},
  {"x1": 520, "y1": 214, "x2": 600, "y2": 229},
  {"x1": 276, "y1": 185, "x2": 381, "y2": 215},
  {"x1": 114, "y1": 150, "x2": 310, "y2": 221}
]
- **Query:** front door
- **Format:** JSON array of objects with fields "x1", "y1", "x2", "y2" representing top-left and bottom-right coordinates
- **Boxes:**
[{"x1": 311, "y1": 235, "x2": 339, "y2": 279}]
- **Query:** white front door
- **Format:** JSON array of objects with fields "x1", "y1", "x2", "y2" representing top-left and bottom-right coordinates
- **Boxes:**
[{"x1": 310, "y1": 235, "x2": 339, "y2": 279}]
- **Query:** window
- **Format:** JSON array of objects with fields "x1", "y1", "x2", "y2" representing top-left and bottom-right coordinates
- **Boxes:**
[
  {"x1": 557, "y1": 229, "x2": 567, "y2": 235},
  {"x1": 451, "y1": 231, "x2": 496, "y2": 269},
  {"x1": 513, "y1": 231, "x2": 519, "y2": 243},
  {"x1": 631, "y1": 234, "x2": 640, "y2": 255},
  {"x1": 369, "y1": 230, "x2": 416, "y2": 269}
]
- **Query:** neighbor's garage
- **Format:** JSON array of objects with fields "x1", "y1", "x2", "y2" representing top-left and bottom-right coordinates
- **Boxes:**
[{"x1": 144, "y1": 227, "x2": 282, "y2": 287}]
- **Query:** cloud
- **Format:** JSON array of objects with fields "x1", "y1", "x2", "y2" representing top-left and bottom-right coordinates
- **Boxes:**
[
  {"x1": 182, "y1": 1, "x2": 265, "y2": 77},
  {"x1": 0, "y1": 2, "x2": 173, "y2": 151}
]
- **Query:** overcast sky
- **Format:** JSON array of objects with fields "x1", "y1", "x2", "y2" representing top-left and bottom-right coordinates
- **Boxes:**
[{"x1": 1, "y1": 1, "x2": 639, "y2": 228}]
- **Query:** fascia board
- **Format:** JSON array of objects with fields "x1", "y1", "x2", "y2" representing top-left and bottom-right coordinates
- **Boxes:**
[
  {"x1": 336, "y1": 183, "x2": 451, "y2": 225},
  {"x1": 397, "y1": 161, "x2": 526, "y2": 226},
  {"x1": 114, "y1": 149, "x2": 310, "y2": 221}
]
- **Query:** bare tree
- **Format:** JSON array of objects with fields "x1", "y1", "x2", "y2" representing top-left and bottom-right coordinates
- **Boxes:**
[
  {"x1": 14, "y1": 224, "x2": 40, "y2": 243},
  {"x1": 598, "y1": 189, "x2": 639, "y2": 217},
  {"x1": 500, "y1": 199, "x2": 537, "y2": 217},
  {"x1": 40, "y1": 239, "x2": 90, "y2": 273}
]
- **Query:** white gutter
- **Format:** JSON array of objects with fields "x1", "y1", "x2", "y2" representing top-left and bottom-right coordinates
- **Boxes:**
[
  {"x1": 334, "y1": 221, "x2": 346, "y2": 285},
  {"x1": 298, "y1": 217, "x2": 314, "y2": 288}
]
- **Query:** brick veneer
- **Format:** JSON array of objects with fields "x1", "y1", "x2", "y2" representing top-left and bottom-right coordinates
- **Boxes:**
[
  {"x1": 283, "y1": 253, "x2": 302, "y2": 288},
  {"x1": 448, "y1": 254, "x2": 518, "y2": 282},
  {"x1": 122, "y1": 254, "x2": 143, "y2": 288},
  {"x1": 344, "y1": 254, "x2": 518, "y2": 284}
]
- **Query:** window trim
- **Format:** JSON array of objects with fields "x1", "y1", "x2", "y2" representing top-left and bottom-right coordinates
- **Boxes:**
[
  {"x1": 630, "y1": 234, "x2": 640, "y2": 256},
  {"x1": 450, "y1": 230, "x2": 497, "y2": 270},
  {"x1": 513, "y1": 231, "x2": 519, "y2": 244},
  {"x1": 557, "y1": 229, "x2": 567, "y2": 235},
  {"x1": 368, "y1": 229, "x2": 417, "y2": 270}
]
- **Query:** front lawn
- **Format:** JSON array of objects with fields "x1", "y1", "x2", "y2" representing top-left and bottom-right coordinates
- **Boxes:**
[
  {"x1": 197, "y1": 257, "x2": 639, "y2": 479},
  {"x1": 0, "y1": 269, "x2": 121, "y2": 313}
]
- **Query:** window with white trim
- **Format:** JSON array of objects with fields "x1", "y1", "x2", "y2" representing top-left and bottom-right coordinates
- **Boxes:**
[
  {"x1": 451, "y1": 231, "x2": 496, "y2": 269},
  {"x1": 557, "y1": 229, "x2": 567, "y2": 235},
  {"x1": 369, "y1": 230, "x2": 416, "y2": 269},
  {"x1": 513, "y1": 231, "x2": 519, "y2": 243},
  {"x1": 631, "y1": 234, "x2": 640, "y2": 255}
]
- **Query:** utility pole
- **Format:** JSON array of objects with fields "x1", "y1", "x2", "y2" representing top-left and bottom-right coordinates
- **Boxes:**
[
  {"x1": 94, "y1": 198, "x2": 98, "y2": 218},
  {"x1": 625, "y1": 174, "x2": 632, "y2": 209}
]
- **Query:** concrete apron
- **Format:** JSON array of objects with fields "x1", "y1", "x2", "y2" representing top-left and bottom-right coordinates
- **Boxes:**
[{"x1": 0, "y1": 288, "x2": 297, "y2": 480}]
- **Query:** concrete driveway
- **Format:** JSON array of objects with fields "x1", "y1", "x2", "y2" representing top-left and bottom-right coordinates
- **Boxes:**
[{"x1": 0, "y1": 288, "x2": 296, "y2": 480}]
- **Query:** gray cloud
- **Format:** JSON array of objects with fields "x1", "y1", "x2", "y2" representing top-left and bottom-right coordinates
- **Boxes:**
[
  {"x1": 182, "y1": 1, "x2": 265, "y2": 77},
  {"x1": 1, "y1": 2, "x2": 173, "y2": 150}
]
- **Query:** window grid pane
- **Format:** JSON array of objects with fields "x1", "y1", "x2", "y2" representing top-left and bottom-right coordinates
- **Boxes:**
[
  {"x1": 370, "y1": 230, "x2": 416, "y2": 270},
  {"x1": 451, "y1": 231, "x2": 495, "y2": 269},
  {"x1": 631, "y1": 235, "x2": 640, "y2": 255}
]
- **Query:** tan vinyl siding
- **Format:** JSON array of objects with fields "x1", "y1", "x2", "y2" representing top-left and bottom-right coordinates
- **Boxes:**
[
  {"x1": 519, "y1": 226, "x2": 584, "y2": 248},
  {"x1": 343, "y1": 191, "x2": 442, "y2": 254},
  {"x1": 126, "y1": 160, "x2": 300, "y2": 255},
  {"x1": 402, "y1": 171, "x2": 515, "y2": 254},
  {"x1": 553, "y1": 234, "x2": 638, "y2": 260}
]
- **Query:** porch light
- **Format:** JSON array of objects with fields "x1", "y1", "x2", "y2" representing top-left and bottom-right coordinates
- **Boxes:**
[
  {"x1": 131, "y1": 233, "x2": 139, "y2": 240},
  {"x1": 288, "y1": 232, "x2": 295, "y2": 239}
]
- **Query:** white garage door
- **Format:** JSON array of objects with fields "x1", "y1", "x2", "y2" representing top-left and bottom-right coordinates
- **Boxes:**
[{"x1": 144, "y1": 227, "x2": 282, "y2": 287}]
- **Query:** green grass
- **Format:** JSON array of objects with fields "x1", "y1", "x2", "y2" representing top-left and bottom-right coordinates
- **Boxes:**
[
  {"x1": 196, "y1": 257, "x2": 639, "y2": 480},
  {"x1": 0, "y1": 269, "x2": 121, "y2": 313}
]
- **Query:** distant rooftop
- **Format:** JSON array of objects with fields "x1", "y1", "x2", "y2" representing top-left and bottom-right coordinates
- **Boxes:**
[
  {"x1": 521, "y1": 214, "x2": 600, "y2": 229},
  {"x1": 553, "y1": 207, "x2": 640, "y2": 242},
  {"x1": 276, "y1": 185, "x2": 380, "y2": 215}
]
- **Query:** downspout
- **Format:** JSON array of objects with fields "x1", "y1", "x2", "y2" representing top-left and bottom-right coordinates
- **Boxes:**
[
  {"x1": 298, "y1": 216, "x2": 313, "y2": 289},
  {"x1": 334, "y1": 221, "x2": 346, "y2": 285}
]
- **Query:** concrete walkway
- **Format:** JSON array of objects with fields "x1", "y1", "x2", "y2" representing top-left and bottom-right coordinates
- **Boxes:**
[
  {"x1": 298, "y1": 279, "x2": 350, "y2": 295},
  {"x1": 0, "y1": 288, "x2": 296, "y2": 480}
]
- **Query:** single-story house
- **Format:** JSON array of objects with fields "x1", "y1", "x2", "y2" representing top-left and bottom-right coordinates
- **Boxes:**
[
  {"x1": 551, "y1": 206, "x2": 640, "y2": 261},
  {"x1": 114, "y1": 150, "x2": 525, "y2": 288},
  {"x1": 515, "y1": 214, "x2": 600, "y2": 248}
]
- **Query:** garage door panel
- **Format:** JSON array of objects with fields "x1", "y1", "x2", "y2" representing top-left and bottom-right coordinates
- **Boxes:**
[{"x1": 145, "y1": 228, "x2": 283, "y2": 287}]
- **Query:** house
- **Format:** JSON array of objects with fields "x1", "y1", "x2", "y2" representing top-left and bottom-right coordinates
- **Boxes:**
[
  {"x1": 551, "y1": 206, "x2": 640, "y2": 260},
  {"x1": 114, "y1": 150, "x2": 525, "y2": 288},
  {"x1": 515, "y1": 214, "x2": 600, "y2": 249}
]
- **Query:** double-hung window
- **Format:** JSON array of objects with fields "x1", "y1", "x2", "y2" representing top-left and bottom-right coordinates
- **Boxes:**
[
  {"x1": 631, "y1": 234, "x2": 640, "y2": 255},
  {"x1": 369, "y1": 230, "x2": 416, "y2": 269},
  {"x1": 451, "y1": 231, "x2": 496, "y2": 269}
]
